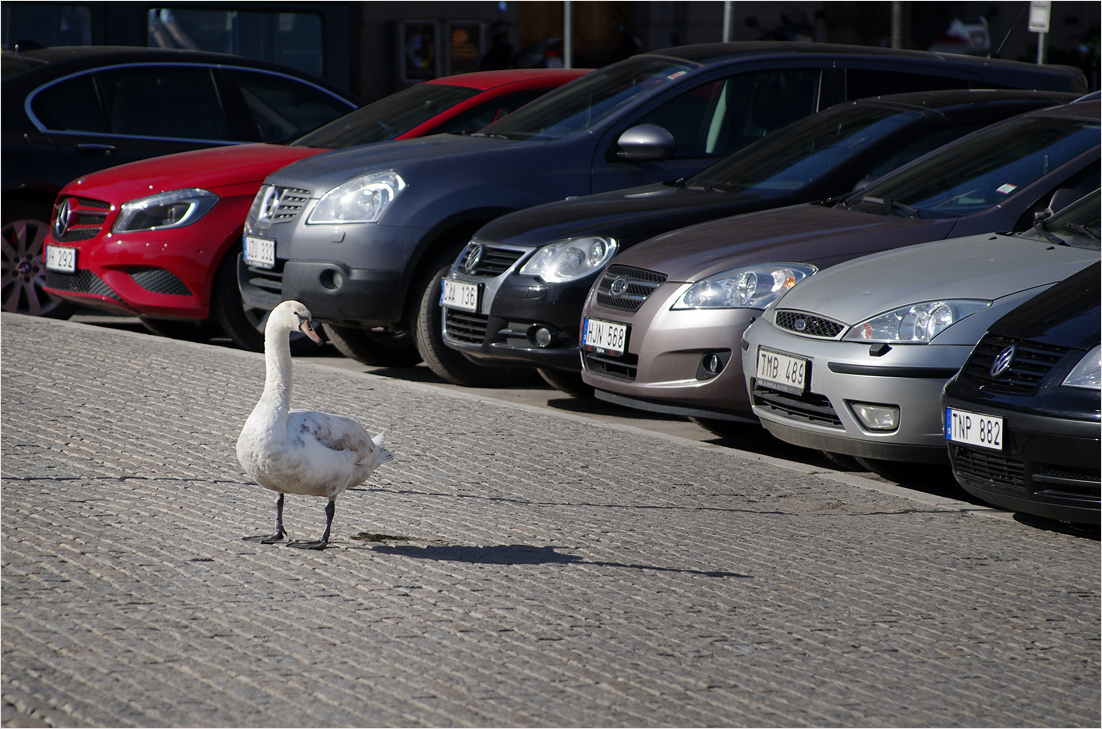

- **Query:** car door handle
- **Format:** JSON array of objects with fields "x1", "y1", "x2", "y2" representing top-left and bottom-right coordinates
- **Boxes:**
[{"x1": 75, "y1": 143, "x2": 116, "y2": 155}]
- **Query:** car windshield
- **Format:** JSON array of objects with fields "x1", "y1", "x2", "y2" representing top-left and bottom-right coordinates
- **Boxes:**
[
  {"x1": 842, "y1": 115, "x2": 1100, "y2": 219},
  {"x1": 1031, "y1": 188, "x2": 1101, "y2": 249},
  {"x1": 475, "y1": 54, "x2": 696, "y2": 141},
  {"x1": 292, "y1": 82, "x2": 478, "y2": 149},
  {"x1": 687, "y1": 104, "x2": 920, "y2": 193}
]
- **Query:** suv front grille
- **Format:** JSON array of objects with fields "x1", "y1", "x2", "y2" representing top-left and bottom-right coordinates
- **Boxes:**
[
  {"x1": 962, "y1": 334, "x2": 1069, "y2": 395},
  {"x1": 269, "y1": 187, "x2": 312, "y2": 223},
  {"x1": 595, "y1": 265, "x2": 667, "y2": 312},
  {"x1": 444, "y1": 309, "x2": 489, "y2": 344},
  {"x1": 774, "y1": 310, "x2": 845, "y2": 338},
  {"x1": 456, "y1": 243, "x2": 527, "y2": 277}
]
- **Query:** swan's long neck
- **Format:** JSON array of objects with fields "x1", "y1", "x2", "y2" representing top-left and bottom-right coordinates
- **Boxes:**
[{"x1": 259, "y1": 324, "x2": 293, "y2": 422}]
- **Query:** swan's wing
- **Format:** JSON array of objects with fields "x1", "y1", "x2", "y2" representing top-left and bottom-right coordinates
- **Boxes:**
[{"x1": 289, "y1": 409, "x2": 367, "y2": 451}]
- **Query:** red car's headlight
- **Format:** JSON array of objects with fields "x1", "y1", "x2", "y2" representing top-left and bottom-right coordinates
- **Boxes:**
[{"x1": 112, "y1": 188, "x2": 219, "y2": 233}]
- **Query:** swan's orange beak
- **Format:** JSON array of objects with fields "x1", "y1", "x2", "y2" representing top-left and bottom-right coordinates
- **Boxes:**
[{"x1": 300, "y1": 319, "x2": 323, "y2": 346}]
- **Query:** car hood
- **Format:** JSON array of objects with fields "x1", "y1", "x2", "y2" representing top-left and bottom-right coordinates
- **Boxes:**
[
  {"x1": 476, "y1": 182, "x2": 786, "y2": 247},
  {"x1": 611, "y1": 203, "x2": 956, "y2": 281},
  {"x1": 65, "y1": 143, "x2": 322, "y2": 201},
  {"x1": 774, "y1": 232, "x2": 1101, "y2": 324},
  {"x1": 268, "y1": 133, "x2": 532, "y2": 190},
  {"x1": 986, "y1": 261, "x2": 1101, "y2": 349}
]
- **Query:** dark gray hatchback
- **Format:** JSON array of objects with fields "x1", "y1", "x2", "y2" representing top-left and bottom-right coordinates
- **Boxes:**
[{"x1": 238, "y1": 41, "x2": 1087, "y2": 384}]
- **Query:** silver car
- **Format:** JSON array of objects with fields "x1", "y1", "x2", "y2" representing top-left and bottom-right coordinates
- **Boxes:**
[{"x1": 740, "y1": 190, "x2": 1101, "y2": 479}]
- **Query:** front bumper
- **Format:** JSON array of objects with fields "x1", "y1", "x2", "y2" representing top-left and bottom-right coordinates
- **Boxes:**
[
  {"x1": 941, "y1": 396, "x2": 1101, "y2": 524},
  {"x1": 742, "y1": 321, "x2": 967, "y2": 463}
]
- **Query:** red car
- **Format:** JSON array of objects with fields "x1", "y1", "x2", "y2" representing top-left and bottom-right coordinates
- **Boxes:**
[{"x1": 42, "y1": 68, "x2": 588, "y2": 350}]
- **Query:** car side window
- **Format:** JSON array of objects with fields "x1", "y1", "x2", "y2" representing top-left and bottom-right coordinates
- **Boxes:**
[
  {"x1": 844, "y1": 69, "x2": 971, "y2": 100},
  {"x1": 636, "y1": 68, "x2": 821, "y2": 160},
  {"x1": 432, "y1": 89, "x2": 551, "y2": 134},
  {"x1": 230, "y1": 69, "x2": 354, "y2": 141},
  {"x1": 98, "y1": 65, "x2": 228, "y2": 140},
  {"x1": 29, "y1": 73, "x2": 109, "y2": 133}
]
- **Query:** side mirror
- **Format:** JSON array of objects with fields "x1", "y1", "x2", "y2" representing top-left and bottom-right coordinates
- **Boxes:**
[
  {"x1": 615, "y1": 124, "x2": 676, "y2": 162},
  {"x1": 1047, "y1": 188, "x2": 1083, "y2": 216}
]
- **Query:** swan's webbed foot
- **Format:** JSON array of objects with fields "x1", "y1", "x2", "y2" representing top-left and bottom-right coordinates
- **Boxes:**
[
  {"x1": 286, "y1": 538, "x2": 328, "y2": 550},
  {"x1": 244, "y1": 494, "x2": 286, "y2": 544},
  {"x1": 285, "y1": 500, "x2": 334, "y2": 551}
]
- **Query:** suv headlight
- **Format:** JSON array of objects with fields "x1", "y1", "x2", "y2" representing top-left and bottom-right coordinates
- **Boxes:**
[
  {"x1": 308, "y1": 170, "x2": 406, "y2": 224},
  {"x1": 844, "y1": 300, "x2": 989, "y2": 343},
  {"x1": 112, "y1": 188, "x2": 219, "y2": 233},
  {"x1": 671, "y1": 263, "x2": 817, "y2": 310},
  {"x1": 519, "y1": 237, "x2": 617, "y2": 283},
  {"x1": 1062, "y1": 344, "x2": 1101, "y2": 390}
]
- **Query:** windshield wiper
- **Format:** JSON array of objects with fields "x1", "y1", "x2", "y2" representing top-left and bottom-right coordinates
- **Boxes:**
[
  {"x1": 1033, "y1": 215, "x2": 1068, "y2": 246},
  {"x1": 862, "y1": 196, "x2": 920, "y2": 218},
  {"x1": 1063, "y1": 222, "x2": 1101, "y2": 244}
]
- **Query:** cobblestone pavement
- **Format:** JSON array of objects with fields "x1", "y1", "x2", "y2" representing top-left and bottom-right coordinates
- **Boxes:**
[{"x1": 2, "y1": 313, "x2": 1099, "y2": 728}]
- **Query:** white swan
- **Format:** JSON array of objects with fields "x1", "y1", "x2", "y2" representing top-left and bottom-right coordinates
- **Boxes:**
[{"x1": 236, "y1": 300, "x2": 392, "y2": 550}]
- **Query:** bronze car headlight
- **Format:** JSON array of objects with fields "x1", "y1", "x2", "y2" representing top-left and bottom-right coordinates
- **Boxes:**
[
  {"x1": 519, "y1": 236, "x2": 617, "y2": 283},
  {"x1": 844, "y1": 300, "x2": 990, "y2": 343},
  {"x1": 671, "y1": 263, "x2": 817, "y2": 310},
  {"x1": 112, "y1": 188, "x2": 219, "y2": 233}
]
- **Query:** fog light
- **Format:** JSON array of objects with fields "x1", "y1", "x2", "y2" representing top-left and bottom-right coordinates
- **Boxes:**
[
  {"x1": 703, "y1": 353, "x2": 724, "y2": 375},
  {"x1": 850, "y1": 403, "x2": 899, "y2": 431},
  {"x1": 531, "y1": 326, "x2": 553, "y2": 348}
]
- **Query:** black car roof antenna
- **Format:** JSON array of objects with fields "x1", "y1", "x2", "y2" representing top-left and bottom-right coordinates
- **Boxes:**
[{"x1": 991, "y1": 5, "x2": 1028, "y2": 59}]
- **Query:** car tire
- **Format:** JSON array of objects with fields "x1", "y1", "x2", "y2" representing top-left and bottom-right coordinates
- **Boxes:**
[
  {"x1": 1, "y1": 199, "x2": 77, "y2": 319},
  {"x1": 854, "y1": 457, "x2": 952, "y2": 485},
  {"x1": 322, "y1": 323, "x2": 422, "y2": 367},
  {"x1": 211, "y1": 251, "x2": 317, "y2": 356},
  {"x1": 414, "y1": 255, "x2": 533, "y2": 387},
  {"x1": 537, "y1": 368, "x2": 594, "y2": 398}
]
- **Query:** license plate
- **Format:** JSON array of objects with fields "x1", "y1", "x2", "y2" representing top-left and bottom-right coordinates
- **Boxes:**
[
  {"x1": 45, "y1": 245, "x2": 76, "y2": 273},
  {"x1": 946, "y1": 408, "x2": 1003, "y2": 451},
  {"x1": 243, "y1": 236, "x2": 275, "y2": 269},
  {"x1": 756, "y1": 347, "x2": 807, "y2": 394},
  {"x1": 581, "y1": 317, "x2": 628, "y2": 356},
  {"x1": 440, "y1": 278, "x2": 480, "y2": 313}
]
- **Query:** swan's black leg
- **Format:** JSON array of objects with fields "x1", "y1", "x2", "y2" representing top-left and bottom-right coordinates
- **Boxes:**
[
  {"x1": 244, "y1": 493, "x2": 286, "y2": 543},
  {"x1": 288, "y1": 499, "x2": 334, "y2": 550}
]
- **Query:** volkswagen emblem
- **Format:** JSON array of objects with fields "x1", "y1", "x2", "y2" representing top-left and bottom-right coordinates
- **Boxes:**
[
  {"x1": 53, "y1": 198, "x2": 74, "y2": 239},
  {"x1": 990, "y1": 345, "x2": 1016, "y2": 377},
  {"x1": 461, "y1": 244, "x2": 483, "y2": 274},
  {"x1": 608, "y1": 276, "x2": 629, "y2": 297},
  {"x1": 794, "y1": 318, "x2": 808, "y2": 332}
]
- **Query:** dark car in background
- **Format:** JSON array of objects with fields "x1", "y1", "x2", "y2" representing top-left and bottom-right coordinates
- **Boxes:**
[
  {"x1": 942, "y1": 261, "x2": 1101, "y2": 525},
  {"x1": 38, "y1": 69, "x2": 586, "y2": 351},
  {"x1": 2, "y1": 45, "x2": 361, "y2": 316},
  {"x1": 439, "y1": 89, "x2": 1077, "y2": 392},
  {"x1": 238, "y1": 41, "x2": 1087, "y2": 385}
]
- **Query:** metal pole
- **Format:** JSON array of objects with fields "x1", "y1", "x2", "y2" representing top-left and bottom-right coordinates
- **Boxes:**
[
  {"x1": 723, "y1": 0, "x2": 733, "y2": 42},
  {"x1": 1037, "y1": 32, "x2": 1046, "y2": 64},
  {"x1": 564, "y1": 0, "x2": 572, "y2": 68},
  {"x1": 890, "y1": 1, "x2": 904, "y2": 49}
]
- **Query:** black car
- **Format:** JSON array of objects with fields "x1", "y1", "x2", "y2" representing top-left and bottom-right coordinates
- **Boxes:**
[
  {"x1": 942, "y1": 260, "x2": 1101, "y2": 525},
  {"x1": 238, "y1": 41, "x2": 1087, "y2": 387},
  {"x1": 441, "y1": 89, "x2": 1079, "y2": 394},
  {"x1": 2, "y1": 45, "x2": 360, "y2": 316}
]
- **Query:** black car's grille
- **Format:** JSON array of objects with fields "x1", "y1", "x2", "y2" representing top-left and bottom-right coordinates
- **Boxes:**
[
  {"x1": 44, "y1": 269, "x2": 120, "y2": 301},
  {"x1": 774, "y1": 310, "x2": 846, "y2": 338},
  {"x1": 131, "y1": 268, "x2": 191, "y2": 296},
  {"x1": 950, "y1": 445, "x2": 1027, "y2": 489},
  {"x1": 444, "y1": 309, "x2": 488, "y2": 344},
  {"x1": 751, "y1": 381, "x2": 843, "y2": 427},
  {"x1": 243, "y1": 258, "x2": 286, "y2": 295},
  {"x1": 270, "y1": 187, "x2": 311, "y2": 223},
  {"x1": 584, "y1": 351, "x2": 638, "y2": 380},
  {"x1": 595, "y1": 265, "x2": 667, "y2": 312},
  {"x1": 962, "y1": 334, "x2": 1069, "y2": 395},
  {"x1": 457, "y1": 243, "x2": 527, "y2": 277},
  {"x1": 52, "y1": 196, "x2": 110, "y2": 243}
]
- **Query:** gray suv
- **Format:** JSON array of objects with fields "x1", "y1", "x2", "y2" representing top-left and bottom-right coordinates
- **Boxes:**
[{"x1": 238, "y1": 41, "x2": 1086, "y2": 384}]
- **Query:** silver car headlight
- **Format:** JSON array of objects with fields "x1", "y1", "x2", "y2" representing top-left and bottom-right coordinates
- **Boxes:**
[
  {"x1": 519, "y1": 237, "x2": 617, "y2": 283},
  {"x1": 671, "y1": 263, "x2": 817, "y2": 310},
  {"x1": 112, "y1": 188, "x2": 219, "y2": 233},
  {"x1": 307, "y1": 170, "x2": 406, "y2": 224},
  {"x1": 844, "y1": 300, "x2": 990, "y2": 343},
  {"x1": 1062, "y1": 344, "x2": 1101, "y2": 390}
]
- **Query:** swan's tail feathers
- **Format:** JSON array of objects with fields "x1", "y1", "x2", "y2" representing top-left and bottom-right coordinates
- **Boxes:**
[{"x1": 372, "y1": 432, "x2": 394, "y2": 463}]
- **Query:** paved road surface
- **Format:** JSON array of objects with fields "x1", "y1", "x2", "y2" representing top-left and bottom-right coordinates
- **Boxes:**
[{"x1": 3, "y1": 313, "x2": 1099, "y2": 727}]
